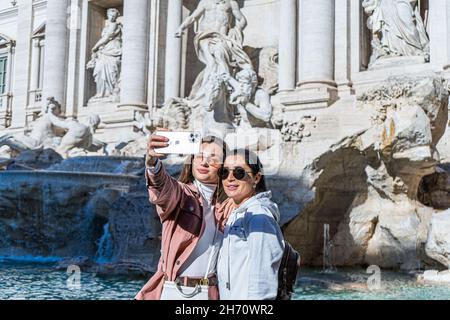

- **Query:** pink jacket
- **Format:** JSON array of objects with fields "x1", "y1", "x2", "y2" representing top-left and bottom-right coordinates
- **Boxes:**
[{"x1": 135, "y1": 162, "x2": 228, "y2": 300}]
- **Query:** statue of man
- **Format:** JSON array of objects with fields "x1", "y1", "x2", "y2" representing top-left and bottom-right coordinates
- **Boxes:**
[
  {"x1": 0, "y1": 97, "x2": 66, "y2": 152},
  {"x1": 223, "y1": 68, "x2": 273, "y2": 129},
  {"x1": 0, "y1": 97, "x2": 104, "y2": 157},
  {"x1": 56, "y1": 114, "x2": 105, "y2": 157},
  {"x1": 363, "y1": 0, "x2": 429, "y2": 67},
  {"x1": 174, "y1": 0, "x2": 253, "y2": 111},
  {"x1": 87, "y1": 8, "x2": 122, "y2": 101}
]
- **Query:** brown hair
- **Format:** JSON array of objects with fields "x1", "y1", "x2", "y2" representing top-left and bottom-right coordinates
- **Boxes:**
[
  {"x1": 179, "y1": 135, "x2": 229, "y2": 204},
  {"x1": 220, "y1": 148, "x2": 267, "y2": 193}
]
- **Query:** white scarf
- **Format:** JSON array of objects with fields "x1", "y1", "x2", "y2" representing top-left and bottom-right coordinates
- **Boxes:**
[{"x1": 194, "y1": 180, "x2": 216, "y2": 205}]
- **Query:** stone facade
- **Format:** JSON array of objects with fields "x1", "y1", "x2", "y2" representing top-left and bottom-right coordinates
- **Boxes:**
[
  {"x1": 1, "y1": 0, "x2": 450, "y2": 272},
  {"x1": 0, "y1": 0, "x2": 447, "y2": 144}
]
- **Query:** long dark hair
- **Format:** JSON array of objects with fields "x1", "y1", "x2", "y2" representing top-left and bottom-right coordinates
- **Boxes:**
[
  {"x1": 216, "y1": 148, "x2": 267, "y2": 199},
  {"x1": 179, "y1": 135, "x2": 229, "y2": 204}
]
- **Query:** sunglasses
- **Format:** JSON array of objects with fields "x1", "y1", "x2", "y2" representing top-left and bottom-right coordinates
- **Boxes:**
[{"x1": 218, "y1": 167, "x2": 253, "y2": 180}]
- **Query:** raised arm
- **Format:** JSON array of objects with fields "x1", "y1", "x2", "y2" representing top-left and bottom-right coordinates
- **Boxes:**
[
  {"x1": 92, "y1": 24, "x2": 120, "y2": 52},
  {"x1": 244, "y1": 89, "x2": 272, "y2": 123},
  {"x1": 145, "y1": 130, "x2": 185, "y2": 221},
  {"x1": 145, "y1": 160, "x2": 186, "y2": 222},
  {"x1": 175, "y1": 0, "x2": 206, "y2": 37},
  {"x1": 231, "y1": 0, "x2": 247, "y2": 31}
]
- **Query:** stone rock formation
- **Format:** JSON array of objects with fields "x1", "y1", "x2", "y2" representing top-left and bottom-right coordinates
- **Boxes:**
[
  {"x1": 418, "y1": 164, "x2": 450, "y2": 209},
  {"x1": 96, "y1": 187, "x2": 162, "y2": 275},
  {"x1": 281, "y1": 75, "x2": 449, "y2": 270},
  {"x1": 425, "y1": 209, "x2": 450, "y2": 269},
  {"x1": 418, "y1": 269, "x2": 450, "y2": 284},
  {"x1": 1, "y1": 71, "x2": 449, "y2": 276},
  {"x1": 2, "y1": 0, "x2": 450, "y2": 282},
  {"x1": 0, "y1": 156, "x2": 162, "y2": 275}
]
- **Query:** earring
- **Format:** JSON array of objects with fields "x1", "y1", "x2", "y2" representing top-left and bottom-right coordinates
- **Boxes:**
[{"x1": 253, "y1": 184, "x2": 257, "y2": 189}]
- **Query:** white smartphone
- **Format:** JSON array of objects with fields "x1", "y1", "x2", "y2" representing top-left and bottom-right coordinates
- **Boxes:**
[{"x1": 154, "y1": 131, "x2": 202, "y2": 155}]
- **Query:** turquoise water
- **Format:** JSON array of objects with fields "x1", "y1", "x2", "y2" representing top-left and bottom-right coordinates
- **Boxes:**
[
  {"x1": 295, "y1": 268, "x2": 450, "y2": 300},
  {"x1": 1, "y1": 260, "x2": 450, "y2": 300},
  {"x1": 0, "y1": 259, "x2": 144, "y2": 300}
]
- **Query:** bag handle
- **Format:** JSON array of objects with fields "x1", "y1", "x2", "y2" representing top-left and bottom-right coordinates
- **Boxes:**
[{"x1": 174, "y1": 279, "x2": 202, "y2": 298}]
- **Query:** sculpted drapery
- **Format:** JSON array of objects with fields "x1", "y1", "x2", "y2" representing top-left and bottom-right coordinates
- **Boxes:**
[
  {"x1": 363, "y1": 0, "x2": 429, "y2": 67},
  {"x1": 87, "y1": 8, "x2": 122, "y2": 102}
]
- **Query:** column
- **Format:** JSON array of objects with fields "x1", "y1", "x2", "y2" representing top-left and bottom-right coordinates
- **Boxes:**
[
  {"x1": 119, "y1": 0, "x2": 150, "y2": 109},
  {"x1": 30, "y1": 39, "x2": 41, "y2": 93},
  {"x1": 77, "y1": 0, "x2": 89, "y2": 110},
  {"x1": 147, "y1": 0, "x2": 161, "y2": 108},
  {"x1": 11, "y1": 0, "x2": 33, "y2": 128},
  {"x1": 39, "y1": 40, "x2": 45, "y2": 90},
  {"x1": 42, "y1": 0, "x2": 70, "y2": 109},
  {"x1": 5, "y1": 42, "x2": 14, "y2": 96},
  {"x1": 334, "y1": 0, "x2": 352, "y2": 93},
  {"x1": 350, "y1": 0, "x2": 362, "y2": 76},
  {"x1": 429, "y1": 0, "x2": 450, "y2": 68},
  {"x1": 2, "y1": 42, "x2": 14, "y2": 125},
  {"x1": 65, "y1": 0, "x2": 82, "y2": 119},
  {"x1": 298, "y1": 0, "x2": 336, "y2": 90},
  {"x1": 278, "y1": 0, "x2": 297, "y2": 91},
  {"x1": 164, "y1": 0, "x2": 182, "y2": 102}
]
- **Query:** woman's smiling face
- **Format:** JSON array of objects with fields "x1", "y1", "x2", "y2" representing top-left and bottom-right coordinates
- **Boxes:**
[{"x1": 221, "y1": 154, "x2": 260, "y2": 205}]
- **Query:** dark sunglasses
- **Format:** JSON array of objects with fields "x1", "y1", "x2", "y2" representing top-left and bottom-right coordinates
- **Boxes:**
[{"x1": 218, "y1": 167, "x2": 253, "y2": 180}]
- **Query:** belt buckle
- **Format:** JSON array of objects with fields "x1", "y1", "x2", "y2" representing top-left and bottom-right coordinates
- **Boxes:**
[{"x1": 199, "y1": 278, "x2": 209, "y2": 286}]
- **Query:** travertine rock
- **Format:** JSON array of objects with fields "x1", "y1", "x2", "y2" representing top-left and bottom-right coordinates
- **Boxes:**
[
  {"x1": 283, "y1": 75, "x2": 449, "y2": 269},
  {"x1": 425, "y1": 209, "x2": 450, "y2": 269}
]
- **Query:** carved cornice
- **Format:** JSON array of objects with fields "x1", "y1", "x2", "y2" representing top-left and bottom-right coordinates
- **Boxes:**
[
  {"x1": 33, "y1": 0, "x2": 47, "y2": 11},
  {"x1": 0, "y1": 6, "x2": 18, "y2": 19}
]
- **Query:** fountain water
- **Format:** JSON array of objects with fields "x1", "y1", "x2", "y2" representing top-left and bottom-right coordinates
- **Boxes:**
[
  {"x1": 96, "y1": 223, "x2": 113, "y2": 264},
  {"x1": 323, "y1": 223, "x2": 336, "y2": 273},
  {"x1": 0, "y1": 156, "x2": 144, "y2": 266}
]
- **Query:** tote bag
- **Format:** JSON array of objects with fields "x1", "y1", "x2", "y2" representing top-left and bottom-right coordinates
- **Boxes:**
[{"x1": 160, "y1": 224, "x2": 218, "y2": 300}]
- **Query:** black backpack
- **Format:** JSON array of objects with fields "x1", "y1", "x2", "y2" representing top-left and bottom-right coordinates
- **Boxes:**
[{"x1": 277, "y1": 241, "x2": 301, "y2": 300}]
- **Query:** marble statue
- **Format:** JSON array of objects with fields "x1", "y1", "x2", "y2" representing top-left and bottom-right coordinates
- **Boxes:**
[
  {"x1": 157, "y1": 0, "x2": 282, "y2": 141},
  {"x1": 223, "y1": 68, "x2": 273, "y2": 129},
  {"x1": 0, "y1": 97, "x2": 105, "y2": 157},
  {"x1": 155, "y1": 0, "x2": 285, "y2": 140},
  {"x1": 362, "y1": 0, "x2": 429, "y2": 67},
  {"x1": 56, "y1": 114, "x2": 105, "y2": 157},
  {"x1": 175, "y1": 0, "x2": 253, "y2": 112},
  {"x1": 257, "y1": 47, "x2": 279, "y2": 95},
  {"x1": 0, "y1": 97, "x2": 66, "y2": 152},
  {"x1": 87, "y1": 8, "x2": 122, "y2": 102}
]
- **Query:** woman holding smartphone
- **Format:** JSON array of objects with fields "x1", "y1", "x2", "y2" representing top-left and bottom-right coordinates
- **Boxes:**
[
  {"x1": 135, "y1": 130, "x2": 229, "y2": 300},
  {"x1": 216, "y1": 148, "x2": 285, "y2": 300}
]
